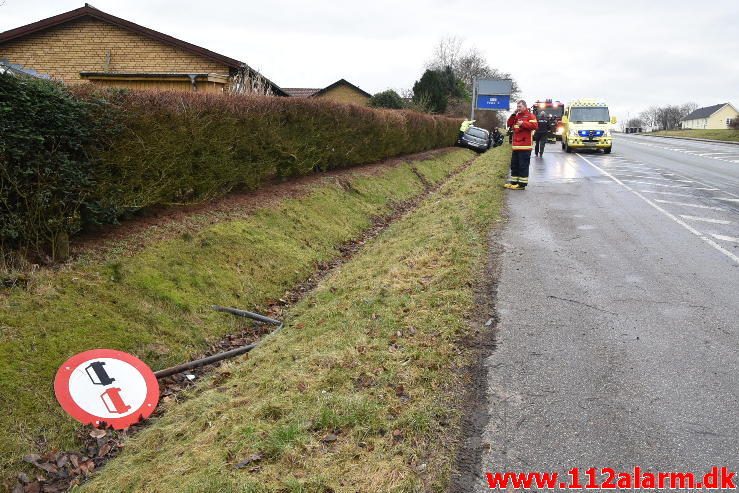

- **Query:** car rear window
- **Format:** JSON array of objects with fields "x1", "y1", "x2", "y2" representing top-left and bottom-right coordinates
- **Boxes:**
[{"x1": 467, "y1": 128, "x2": 488, "y2": 139}]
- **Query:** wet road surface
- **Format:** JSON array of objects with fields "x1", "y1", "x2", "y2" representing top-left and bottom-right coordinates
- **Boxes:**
[{"x1": 476, "y1": 135, "x2": 738, "y2": 490}]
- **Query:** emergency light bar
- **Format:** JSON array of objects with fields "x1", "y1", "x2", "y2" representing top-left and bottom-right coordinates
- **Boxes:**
[{"x1": 578, "y1": 130, "x2": 605, "y2": 137}]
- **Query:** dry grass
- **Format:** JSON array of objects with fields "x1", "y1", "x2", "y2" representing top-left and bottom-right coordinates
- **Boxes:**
[
  {"x1": 646, "y1": 129, "x2": 739, "y2": 142},
  {"x1": 0, "y1": 149, "x2": 474, "y2": 486},
  {"x1": 79, "y1": 147, "x2": 509, "y2": 493}
]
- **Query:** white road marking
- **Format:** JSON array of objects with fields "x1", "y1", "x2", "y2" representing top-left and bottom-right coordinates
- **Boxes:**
[
  {"x1": 627, "y1": 139, "x2": 739, "y2": 162},
  {"x1": 679, "y1": 215, "x2": 733, "y2": 225},
  {"x1": 627, "y1": 175, "x2": 690, "y2": 182},
  {"x1": 608, "y1": 142, "x2": 739, "y2": 197},
  {"x1": 576, "y1": 153, "x2": 739, "y2": 264},
  {"x1": 623, "y1": 180, "x2": 690, "y2": 188},
  {"x1": 652, "y1": 199, "x2": 725, "y2": 211},
  {"x1": 639, "y1": 190, "x2": 700, "y2": 198},
  {"x1": 710, "y1": 234, "x2": 739, "y2": 243},
  {"x1": 715, "y1": 197, "x2": 739, "y2": 203}
]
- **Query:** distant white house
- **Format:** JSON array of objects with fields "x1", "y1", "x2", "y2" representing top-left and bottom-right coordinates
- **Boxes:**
[{"x1": 681, "y1": 103, "x2": 738, "y2": 130}]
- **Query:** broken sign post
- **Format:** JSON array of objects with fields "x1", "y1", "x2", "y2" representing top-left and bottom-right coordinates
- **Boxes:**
[{"x1": 54, "y1": 349, "x2": 159, "y2": 429}]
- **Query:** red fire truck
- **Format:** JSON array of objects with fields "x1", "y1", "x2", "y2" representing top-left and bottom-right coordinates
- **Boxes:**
[{"x1": 532, "y1": 99, "x2": 565, "y2": 141}]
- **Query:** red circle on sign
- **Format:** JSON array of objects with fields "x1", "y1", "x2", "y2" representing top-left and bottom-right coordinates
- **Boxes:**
[{"x1": 54, "y1": 349, "x2": 159, "y2": 430}]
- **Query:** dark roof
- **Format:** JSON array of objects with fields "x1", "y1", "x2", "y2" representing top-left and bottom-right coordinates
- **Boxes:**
[
  {"x1": 284, "y1": 79, "x2": 372, "y2": 99},
  {"x1": 0, "y1": 4, "x2": 243, "y2": 67},
  {"x1": 282, "y1": 88, "x2": 321, "y2": 98},
  {"x1": 0, "y1": 4, "x2": 288, "y2": 96},
  {"x1": 681, "y1": 103, "x2": 729, "y2": 121}
]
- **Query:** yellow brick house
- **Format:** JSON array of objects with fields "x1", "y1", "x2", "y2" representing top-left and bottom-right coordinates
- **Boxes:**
[
  {"x1": 0, "y1": 4, "x2": 286, "y2": 94},
  {"x1": 284, "y1": 79, "x2": 372, "y2": 106}
]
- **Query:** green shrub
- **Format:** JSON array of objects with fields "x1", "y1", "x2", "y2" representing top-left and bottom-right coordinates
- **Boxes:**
[
  {"x1": 412, "y1": 67, "x2": 465, "y2": 114},
  {"x1": 0, "y1": 74, "x2": 114, "y2": 259},
  {"x1": 369, "y1": 89, "x2": 405, "y2": 109},
  {"x1": 1, "y1": 79, "x2": 460, "y2": 259}
]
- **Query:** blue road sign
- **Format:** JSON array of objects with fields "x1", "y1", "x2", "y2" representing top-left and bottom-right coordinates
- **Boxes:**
[{"x1": 476, "y1": 94, "x2": 510, "y2": 110}]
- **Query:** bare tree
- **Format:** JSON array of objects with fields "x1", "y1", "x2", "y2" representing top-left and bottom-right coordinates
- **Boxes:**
[
  {"x1": 680, "y1": 102, "x2": 698, "y2": 116},
  {"x1": 427, "y1": 36, "x2": 464, "y2": 73},
  {"x1": 453, "y1": 46, "x2": 490, "y2": 89},
  {"x1": 638, "y1": 102, "x2": 699, "y2": 131},
  {"x1": 427, "y1": 36, "x2": 520, "y2": 98},
  {"x1": 655, "y1": 105, "x2": 684, "y2": 130},
  {"x1": 227, "y1": 65, "x2": 275, "y2": 96},
  {"x1": 639, "y1": 106, "x2": 660, "y2": 131}
]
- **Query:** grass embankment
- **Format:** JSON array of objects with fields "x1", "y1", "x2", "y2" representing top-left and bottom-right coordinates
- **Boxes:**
[
  {"x1": 81, "y1": 147, "x2": 508, "y2": 493},
  {"x1": 646, "y1": 129, "x2": 739, "y2": 142},
  {"x1": 0, "y1": 149, "x2": 475, "y2": 484}
]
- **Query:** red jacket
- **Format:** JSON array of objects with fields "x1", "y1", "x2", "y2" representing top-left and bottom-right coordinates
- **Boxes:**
[{"x1": 507, "y1": 110, "x2": 539, "y2": 150}]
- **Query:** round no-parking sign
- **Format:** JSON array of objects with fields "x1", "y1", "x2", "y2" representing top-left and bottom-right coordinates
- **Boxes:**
[{"x1": 54, "y1": 349, "x2": 159, "y2": 429}]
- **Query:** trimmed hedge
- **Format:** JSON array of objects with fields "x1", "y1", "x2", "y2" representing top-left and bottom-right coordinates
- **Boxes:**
[
  {"x1": 0, "y1": 75, "x2": 114, "y2": 259},
  {"x1": 0, "y1": 75, "x2": 459, "y2": 259}
]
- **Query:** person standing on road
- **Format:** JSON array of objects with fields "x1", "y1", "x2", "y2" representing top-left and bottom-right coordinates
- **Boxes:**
[
  {"x1": 505, "y1": 100, "x2": 538, "y2": 190},
  {"x1": 534, "y1": 111, "x2": 552, "y2": 157}
]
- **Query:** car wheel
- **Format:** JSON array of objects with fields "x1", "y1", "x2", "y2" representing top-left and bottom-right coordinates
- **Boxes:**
[{"x1": 604, "y1": 147, "x2": 612, "y2": 154}]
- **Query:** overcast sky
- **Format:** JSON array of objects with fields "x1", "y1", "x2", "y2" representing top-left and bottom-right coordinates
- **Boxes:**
[{"x1": 2, "y1": 0, "x2": 738, "y2": 121}]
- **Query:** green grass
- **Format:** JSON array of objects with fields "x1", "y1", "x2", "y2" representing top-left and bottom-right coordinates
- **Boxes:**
[
  {"x1": 646, "y1": 129, "x2": 739, "y2": 142},
  {"x1": 0, "y1": 149, "x2": 474, "y2": 484},
  {"x1": 80, "y1": 147, "x2": 509, "y2": 493}
]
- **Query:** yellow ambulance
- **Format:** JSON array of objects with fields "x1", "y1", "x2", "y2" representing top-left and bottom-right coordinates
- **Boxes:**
[{"x1": 561, "y1": 99, "x2": 617, "y2": 154}]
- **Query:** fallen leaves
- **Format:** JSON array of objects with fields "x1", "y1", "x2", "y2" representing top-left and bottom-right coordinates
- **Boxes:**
[
  {"x1": 13, "y1": 430, "x2": 122, "y2": 493},
  {"x1": 234, "y1": 453, "x2": 263, "y2": 470},
  {"x1": 89, "y1": 429, "x2": 106, "y2": 439},
  {"x1": 321, "y1": 432, "x2": 339, "y2": 444}
]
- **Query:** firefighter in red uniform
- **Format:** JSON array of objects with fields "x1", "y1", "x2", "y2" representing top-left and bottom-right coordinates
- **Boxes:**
[{"x1": 505, "y1": 100, "x2": 538, "y2": 190}]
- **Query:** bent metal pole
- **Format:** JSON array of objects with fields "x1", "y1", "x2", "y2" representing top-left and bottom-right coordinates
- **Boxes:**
[{"x1": 153, "y1": 305, "x2": 283, "y2": 379}]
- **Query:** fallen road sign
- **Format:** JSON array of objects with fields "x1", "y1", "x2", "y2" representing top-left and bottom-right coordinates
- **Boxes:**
[{"x1": 54, "y1": 349, "x2": 159, "y2": 430}]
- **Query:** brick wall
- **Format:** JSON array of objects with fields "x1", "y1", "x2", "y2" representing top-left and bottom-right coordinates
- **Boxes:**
[
  {"x1": 318, "y1": 85, "x2": 370, "y2": 106},
  {"x1": 0, "y1": 17, "x2": 230, "y2": 84}
]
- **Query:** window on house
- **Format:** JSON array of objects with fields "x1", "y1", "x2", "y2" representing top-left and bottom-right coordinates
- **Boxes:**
[{"x1": 728, "y1": 118, "x2": 734, "y2": 127}]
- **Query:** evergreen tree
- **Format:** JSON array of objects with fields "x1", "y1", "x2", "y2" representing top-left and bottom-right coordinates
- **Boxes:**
[{"x1": 369, "y1": 89, "x2": 405, "y2": 109}]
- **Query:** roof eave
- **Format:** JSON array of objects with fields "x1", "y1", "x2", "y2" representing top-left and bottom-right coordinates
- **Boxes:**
[
  {"x1": 0, "y1": 5, "x2": 243, "y2": 68},
  {"x1": 0, "y1": 5, "x2": 293, "y2": 96}
]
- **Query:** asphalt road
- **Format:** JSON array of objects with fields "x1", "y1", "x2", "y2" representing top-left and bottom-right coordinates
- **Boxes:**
[{"x1": 476, "y1": 135, "x2": 738, "y2": 490}]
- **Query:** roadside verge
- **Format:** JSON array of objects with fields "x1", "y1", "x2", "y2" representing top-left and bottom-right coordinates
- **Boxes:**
[
  {"x1": 79, "y1": 147, "x2": 509, "y2": 492},
  {"x1": 639, "y1": 130, "x2": 739, "y2": 145},
  {"x1": 0, "y1": 148, "x2": 474, "y2": 487}
]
